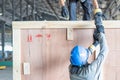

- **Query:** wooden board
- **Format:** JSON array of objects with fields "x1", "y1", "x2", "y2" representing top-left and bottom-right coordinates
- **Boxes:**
[
  {"x1": 20, "y1": 29, "x2": 94, "y2": 80},
  {"x1": 13, "y1": 21, "x2": 120, "y2": 29},
  {"x1": 13, "y1": 21, "x2": 120, "y2": 80}
]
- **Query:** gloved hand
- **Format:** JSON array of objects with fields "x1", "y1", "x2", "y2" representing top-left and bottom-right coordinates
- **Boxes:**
[
  {"x1": 94, "y1": 11, "x2": 103, "y2": 26},
  {"x1": 94, "y1": 9, "x2": 105, "y2": 33},
  {"x1": 61, "y1": 6, "x2": 69, "y2": 18},
  {"x1": 88, "y1": 31, "x2": 99, "y2": 54}
]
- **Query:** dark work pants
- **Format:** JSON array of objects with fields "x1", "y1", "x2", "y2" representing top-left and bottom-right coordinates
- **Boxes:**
[{"x1": 69, "y1": 0, "x2": 93, "y2": 21}]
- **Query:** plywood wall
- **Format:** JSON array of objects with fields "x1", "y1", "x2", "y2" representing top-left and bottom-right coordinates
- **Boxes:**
[
  {"x1": 103, "y1": 29, "x2": 120, "y2": 80},
  {"x1": 20, "y1": 28, "x2": 120, "y2": 80}
]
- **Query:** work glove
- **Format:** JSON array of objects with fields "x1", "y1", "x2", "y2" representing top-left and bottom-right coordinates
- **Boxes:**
[
  {"x1": 88, "y1": 29, "x2": 99, "y2": 53},
  {"x1": 61, "y1": 6, "x2": 69, "y2": 18},
  {"x1": 94, "y1": 9, "x2": 105, "y2": 33}
]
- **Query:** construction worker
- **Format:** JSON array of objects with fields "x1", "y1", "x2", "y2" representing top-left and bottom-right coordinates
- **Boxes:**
[
  {"x1": 60, "y1": 0, "x2": 93, "y2": 20},
  {"x1": 69, "y1": 8, "x2": 109, "y2": 80}
]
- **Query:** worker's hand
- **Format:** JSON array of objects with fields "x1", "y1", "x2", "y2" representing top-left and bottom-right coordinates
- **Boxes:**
[
  {"x1": 94, "y1": 9, "x2": 105, "y2": 33},
  {"x1": 95, "y1": 12, "x2": 103, "y2": 26},
  {"x1": 94, "y1": 9, "x2": 102, "y2": 26},
  {"x1": 61, "y1": 6, "x2": 69, "y2": 18},
  {"x1": 88, "y1": 39, "x2": 99, "y2": 54},
  {"x1": 88, "y1": 30, "x2": 99, "y2": 54}
]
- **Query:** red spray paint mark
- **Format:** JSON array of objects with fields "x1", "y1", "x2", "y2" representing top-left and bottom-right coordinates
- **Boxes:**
[
  {"x1": 46, "y1": 34, "x2": 51, "y2": 39},
  {"x1": 36, "y1": 34, "x2": 43, "y2": 38},
  {"x1": 27, "y1": 35, "x2": 32, "y2": 42}
]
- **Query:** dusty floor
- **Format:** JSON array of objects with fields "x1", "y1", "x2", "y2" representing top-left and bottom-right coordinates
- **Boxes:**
[{"x1": 0, "y1": 67, "x2": 13, "y2": 80}]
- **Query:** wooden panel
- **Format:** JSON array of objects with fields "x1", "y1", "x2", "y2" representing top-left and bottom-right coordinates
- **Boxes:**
[
  {"x1": 12, "y1": 21, "x2": 120, "y2": 29},
  {"x1": 19, "y1": 29, "x2": 120, "y2": 80},
  {"x1": 103, "y1": 29, "x2": 120, "y2": 80},
  {"x1": 13, "y1": 29, "x2": 21, "y2": 80},
  {"x1": 13, "y1": 21, "x2": 120, "y2": 80},
  {"x1": 20, "y1": 29, "x2": 94, "y2": 80}
]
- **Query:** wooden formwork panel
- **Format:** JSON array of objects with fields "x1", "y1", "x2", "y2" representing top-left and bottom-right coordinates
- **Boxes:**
[
  {"x1": 13, "y1": 21, "x2": 120, "y2": 80},
  {"x1": 20, "y1": 29, "x2": 94, "y2": 80}
]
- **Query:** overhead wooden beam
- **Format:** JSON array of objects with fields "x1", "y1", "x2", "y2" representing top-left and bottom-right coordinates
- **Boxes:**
[
  {"x1": 12, "y1": 21, "x2": 120, "y2": 80},
  {"x1": 12, "y1": 20, "x2": 120, "y2": 29}
]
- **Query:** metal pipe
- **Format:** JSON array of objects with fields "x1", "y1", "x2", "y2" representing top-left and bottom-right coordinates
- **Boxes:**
[
  {"x1": 26, "y1": 3, "x2": 29, "y2": 20},
  {"x1": 32, "y1": 0, "x2": 35, "y2": 20},
  {"x1": 2, "y1": 0, "x2": 5, "y2": 17},
  {"x1": 46, "y1": 0, "x2": 60, "y2": 20},
  {"x1": 12, "y1": 0, "x2": 15, "y2": 20},
  {"x1": 104, "y1": 0, "x2": 115, "y2": 19},
  {"x1": 0, "y1": 20, "x2": 5, "y2": 60},
  {"x1": 1, "y1": 0, "x2": 5, "y2": 60},
  {"x1": 2, "y1": 23, "x2": 5, "y2": 60},
  {"x1": 20, "y1": 0, "x2": 23, "y2": 20}
]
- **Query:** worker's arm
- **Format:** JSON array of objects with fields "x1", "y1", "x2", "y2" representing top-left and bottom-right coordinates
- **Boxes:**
[
  {"x1": 88, "y1": 9, "x2": 109, "y2": 73},
  {"x1": 93, "y1": 0, "x2": 103, "y2": 15},
  {"x1": 59, "y1": 0, "x2": 66, "y2": 6},
  {"x1": 88, "y1": 0, "x2": 103, "y2": 55},
  {"x1": 88, "y1": 41, "x2": 99, "y2": 56},
  {"x1": 59, "y1": 0, "x2": 69, "y2": 18},
  {"x1": 93, "y1": 0, "x2": 99, "y2": 9},
  {"x1": 89, "y1": 32, "x2": 109, "y2": 73}
]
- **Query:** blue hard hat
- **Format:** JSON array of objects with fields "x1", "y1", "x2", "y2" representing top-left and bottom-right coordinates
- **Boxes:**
[{"x1": 70, "y1": 45, "x2": 89, "y2": 66}]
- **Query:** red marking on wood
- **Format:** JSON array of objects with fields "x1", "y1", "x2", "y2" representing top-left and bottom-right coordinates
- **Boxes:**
[
  {"x1": 46, "y1": 34, "x2": 51, "y2": 39},
  {"x1": 27, "y1": 35, "x2": 32, "y2": 42},
  {"x1": 36, "y1": 34, "x2": 43, "y2": 38}
]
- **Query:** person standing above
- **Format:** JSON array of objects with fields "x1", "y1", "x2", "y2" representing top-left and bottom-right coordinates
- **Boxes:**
[{"x1": 60, "y1": 0, "x2": 93, "y2": 20}]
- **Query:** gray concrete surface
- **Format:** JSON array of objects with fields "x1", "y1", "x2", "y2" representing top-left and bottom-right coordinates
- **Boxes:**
[{"x1": 0, "y1": 67, "x2": 13, "y2": 80}]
